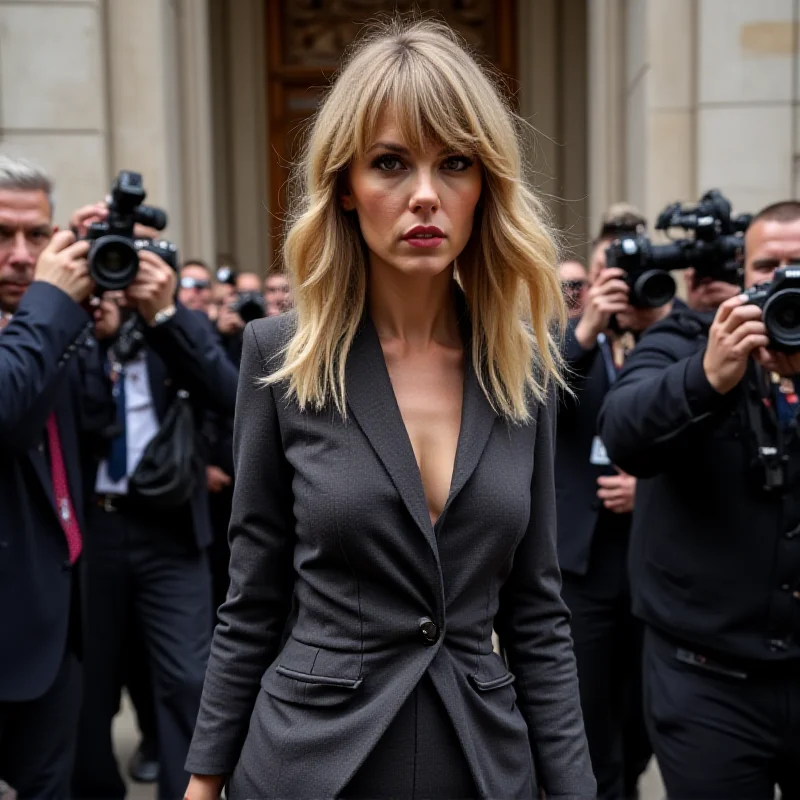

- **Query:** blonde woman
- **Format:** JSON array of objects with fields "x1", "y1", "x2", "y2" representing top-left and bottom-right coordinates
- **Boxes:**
[{"x1": 185, "y1": 19, "x2": 595, "y2": 800}]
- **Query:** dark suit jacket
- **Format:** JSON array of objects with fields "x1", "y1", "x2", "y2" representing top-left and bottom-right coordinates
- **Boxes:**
[
  {"x1": 555, "y1": 320, "x2": 631, "y2": 577},
  {"x1": 186, "y1": 313, "x2": 595, "y2": 799},
  {"x1": 133, "y1": 307, "x2": 239, "y2": 549},
  {"x1": 0, "y1": 282, "x2": 112, "y2": 703}
]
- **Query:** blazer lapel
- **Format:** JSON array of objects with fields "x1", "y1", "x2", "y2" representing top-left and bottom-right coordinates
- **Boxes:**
[
  {"x1": 444, "y1": 354, "x2": 497, "y2": 510},
  {"x1": 345, "y1": 319, "x2": 439, "y2": 559}
]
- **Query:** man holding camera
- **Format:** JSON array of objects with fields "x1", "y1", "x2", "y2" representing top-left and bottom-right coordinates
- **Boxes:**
[
  {"x1": 0, "y1": 156, "x2": 116, "y2": 797},
  {"x1": 64, "y1": 187, "x2": 238, "y2": 799},
  {"x1": 598, "y1": 201, "x2": 800, "y2": 798},
  {"x1": 555, "y1": 205, "x2": 662, "y2": 800}
]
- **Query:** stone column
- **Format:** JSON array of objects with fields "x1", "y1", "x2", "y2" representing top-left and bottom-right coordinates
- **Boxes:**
[
  {"x1": 624, "y1": 0, "x2": 696, "y2": 225},
  {"x1": 105, "y1": 0, "x2": 185, "y2": 248},
  {"x1": 177, "y1": 0, "x2": 216, "y2": 264},
  {"x1": 0, "y1": 0, "x2": 109, "y2": 225},
  {"x1": 587, "y1": 0, "x2": 627, "y2": 235}
]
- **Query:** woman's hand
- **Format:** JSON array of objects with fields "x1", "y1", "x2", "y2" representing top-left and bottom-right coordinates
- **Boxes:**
[{"x1": 184, "y1": 774, "x2": 225, "y2": 800}]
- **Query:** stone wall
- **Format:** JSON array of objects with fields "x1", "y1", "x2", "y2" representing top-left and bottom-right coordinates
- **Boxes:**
[
  {"x1": 0, "y1": 0, "x2": 216, "y2": 264},
  {"x1": 593, "y1": 0, "x2": 800, "y2": 231}
]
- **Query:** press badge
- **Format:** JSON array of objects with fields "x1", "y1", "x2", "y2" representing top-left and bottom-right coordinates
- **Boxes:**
[{"x1": 590, "y1": 436, "x2": 611, "y2": 466}]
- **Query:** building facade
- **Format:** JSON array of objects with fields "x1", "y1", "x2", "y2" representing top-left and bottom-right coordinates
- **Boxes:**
[{"x1": 2, "y1": 0, "x2": 798, "y2": 272}]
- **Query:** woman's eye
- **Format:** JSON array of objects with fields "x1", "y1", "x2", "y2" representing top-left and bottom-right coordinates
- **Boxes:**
[
  {"x1": 442, "y1": 155, "x2": 473, "y2": 172},
  {"x1": 374, "y1": 155, "x2": 404, "y2": 171}
]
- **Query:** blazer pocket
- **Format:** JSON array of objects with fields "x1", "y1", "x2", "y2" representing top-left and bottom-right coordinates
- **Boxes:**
[
  {"x1": 468, "y1": 651, "x2": 517, "y2": 694},
  {"x1": 468, "y1": 671, "x2": 515, "y2": 692},
  {"x1": 261, "y1": 637, "x2": 364, "y2": 707}
]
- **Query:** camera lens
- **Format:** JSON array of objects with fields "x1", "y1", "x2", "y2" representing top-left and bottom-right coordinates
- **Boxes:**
[
  {"x1": 89, "y1": 235, "x2": 139, "y2": 291},
  {"x1": 763, "y1": 288, "x2": 800, "y2": 351},
  {"x1": 632, "y1": 269, "x2": 676, "y2": 308},
  {"x1": 233, "y1": 291, "x2": 266, "y2": 324}
]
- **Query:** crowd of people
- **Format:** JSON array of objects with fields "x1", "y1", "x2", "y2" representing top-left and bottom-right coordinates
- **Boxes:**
[
  {"x1": 555, "y1": 202, "x2": 800, "y2": 800},
  {"x1": 0, "y1": 154, "x2": 293, "y2": 799},
  {"x1": 1, "y1": 16, "x2": 799, "y2": 800}
]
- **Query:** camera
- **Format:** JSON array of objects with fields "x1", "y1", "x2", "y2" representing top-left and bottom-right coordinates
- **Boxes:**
[
  {"x1": 232, "y1": 291, "x2": 266, "y2": 324},
  {"x1": 743, "y1": 265, "x2": 800, "y2": 353},
  {"x1": 85, "y1": 171, "x2": 177, "y2": 291},
  {"x1": 605, "y1": 190, "x2": 750, "y2": 308}
]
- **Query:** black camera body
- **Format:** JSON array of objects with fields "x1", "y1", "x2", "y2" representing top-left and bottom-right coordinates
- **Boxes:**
[
  {"x1": 605, "y1": 190, "x2": 749, "y2": 308},
  {"x1": 743, "y1": 265, "x2": 800, "y2": 353},
  {"x1": 232, "y1": 291, "x2": 266, "y2": 324},
  {"x1": 85, "y1": 171, "x2": 177, "y2": 292}
]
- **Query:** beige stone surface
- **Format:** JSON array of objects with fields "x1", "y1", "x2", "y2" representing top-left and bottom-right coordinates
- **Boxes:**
[
  {"x1": 0, "y1": 131, "x2": 108, "y2": 226},
  {"x1": 698, "y1": 0, "x2": 796, "y2": 104},
  {"x1": 697, "y1": 104, "x2": 793, "y2": 213},
  {"x1": 648, "y1": 0, "x2": 695, "y2": 111},
  {"x1": 626, "y1": 0, "x2": 648, "y2": 93},
  {"x1": 626, "y1": 70, "x2": 649, "y2": 212},
  {"x1": 0, "y1": 3, "x2": 105, "y2": 130},
  {"x1": 647, "y1": 109, "x2": 695, "y2": 215}
]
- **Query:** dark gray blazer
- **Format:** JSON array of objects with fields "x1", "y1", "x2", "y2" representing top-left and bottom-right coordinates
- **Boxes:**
[{"x1": 186, "y1": 311, "x2": 595, "y2": 799}]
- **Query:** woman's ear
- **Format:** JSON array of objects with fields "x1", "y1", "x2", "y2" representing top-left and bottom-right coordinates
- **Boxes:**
[{"x1": 341, "y1": 190, "x2": 355, "y2": 212}]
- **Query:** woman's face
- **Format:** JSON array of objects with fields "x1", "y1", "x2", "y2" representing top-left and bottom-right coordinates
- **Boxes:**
[{"x1": 343, "y1": 111, "x2": 482, "y2": 280}]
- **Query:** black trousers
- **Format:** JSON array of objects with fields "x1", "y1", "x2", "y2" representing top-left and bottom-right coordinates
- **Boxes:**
[
  {"x1": 644, "y1": 626, "x2": 800, "y2": 800},
  {"x1": 71, "y1": 503, "x2": 211, "y2": 800},
  {"x1": 0, "y1": 651, "x2": 81, "y2": 799},
  {"x1": 561, "y1": 527, "x2": 651, "y2": 800}
]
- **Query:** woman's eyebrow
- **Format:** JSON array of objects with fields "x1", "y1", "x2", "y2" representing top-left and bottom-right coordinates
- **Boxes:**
[{"x1": 367, "y1": 142, "x2": 410, "y2": 155}]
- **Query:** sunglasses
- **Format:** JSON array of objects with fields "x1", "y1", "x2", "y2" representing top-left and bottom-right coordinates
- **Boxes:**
[
  {"x1": 180, "y1": 277, "x2": 211, "y2": 290},
  {"x1": 561, "y1": 279, "x2": 588, "y2": 291}
]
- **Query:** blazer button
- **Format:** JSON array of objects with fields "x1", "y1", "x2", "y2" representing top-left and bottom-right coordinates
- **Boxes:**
[{"x1": 418, "y1": 617, "x2": 439, "y2": 646}]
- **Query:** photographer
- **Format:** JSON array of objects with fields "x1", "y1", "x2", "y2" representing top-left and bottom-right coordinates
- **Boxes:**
[
  {"x1": 67, "y1": 181, "x2": 238, "y2": 800},
  {"x1": 598, "y1": 201, "x2": 800, "y2": 798},
  {"x1": 0, "y1": 157, "x2": 114, "y2": 796},
  {"x1": 555, "y1": 204, "x2": 658, "y2": 800},
  {"x1": 178, "y1": 259, "x2": 214, "y2": 315}
]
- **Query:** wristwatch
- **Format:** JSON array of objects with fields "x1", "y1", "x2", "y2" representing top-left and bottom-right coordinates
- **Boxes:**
[{"x1": 149, "y1": 304, "x2": 177, "y2": 327}]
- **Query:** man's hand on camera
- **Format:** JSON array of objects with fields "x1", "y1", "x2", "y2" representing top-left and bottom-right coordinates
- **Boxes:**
[
  {"x1": 755, "y1": 348, "x2": 800, "y2": 378},
  {"x1": 703, "y1": 294, "x2": 770, "y2": 394},
  {"x1": 574, "y1": 267, "x2": 630, "y2": 349},
  {"x1": 125, "y1": 249, "x2": 177, "y2": 324},
  {"x1": 91, "y1": 293, "x2": 123, "y2": 340},
  {"x1": 217, "y1": 302, "x2": 245, "y2": 337},
  {"x1": 597, "y1": 468, "x2": 636, "y2": 514},
  {"x1": 34, "y1": 230, "x2": 94, "y2": 303},
  {"x1": 69, "y1": 202, "x2": 108, "y2": 238}
]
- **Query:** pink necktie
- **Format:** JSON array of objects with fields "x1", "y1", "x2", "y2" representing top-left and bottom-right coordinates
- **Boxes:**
[{"x1": 45, "y1": 412, "x2": 83, "y2": 564}]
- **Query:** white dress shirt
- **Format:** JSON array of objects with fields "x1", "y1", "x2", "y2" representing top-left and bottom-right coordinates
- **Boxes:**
[{"x1": 95, "y1": 351, "x2": 160, "y2": 495}]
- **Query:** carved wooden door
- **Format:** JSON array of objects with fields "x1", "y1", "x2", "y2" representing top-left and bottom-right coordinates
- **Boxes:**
[{"x1": 265, "y1": 0, "x2": 517, "y2": 249}]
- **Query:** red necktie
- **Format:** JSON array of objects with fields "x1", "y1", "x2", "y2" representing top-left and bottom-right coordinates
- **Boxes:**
[{"x1": 45, "y1": 412, "x2": 83, "y2": 564}]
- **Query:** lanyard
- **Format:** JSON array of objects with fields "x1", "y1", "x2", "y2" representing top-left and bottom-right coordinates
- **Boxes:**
[{"x1": 597, "y1": 333, "x2": 618, "y2": 386}]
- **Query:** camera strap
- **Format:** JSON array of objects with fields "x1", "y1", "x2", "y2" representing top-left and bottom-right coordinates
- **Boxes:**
[
  {"x1": 596, "y1": 333, "x2": 618, "y2": 386},
  {"x1": 742, "y1": 364, "x2": 788, "y2": 493}
]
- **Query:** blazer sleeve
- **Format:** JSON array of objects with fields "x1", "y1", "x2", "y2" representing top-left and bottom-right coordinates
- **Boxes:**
[
  {"x1": 494, "y1": 386, "x2": 596, "y2": 800},
  {"x1": 0, "y1": 282, "x2": 91, "y2": 452},
  {"x1": 185, "y1": 320, "x2": 296, "y2": 776}
]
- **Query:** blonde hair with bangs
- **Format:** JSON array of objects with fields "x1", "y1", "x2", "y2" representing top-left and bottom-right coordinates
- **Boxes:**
[{"x1": 269, "y1": 17, "x2": 566, "y2": 422}]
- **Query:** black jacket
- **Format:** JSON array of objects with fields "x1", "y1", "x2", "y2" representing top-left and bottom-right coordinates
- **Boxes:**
[
  {"x1": 598, "y1": 308, "x2": 800, "y2": 663},
  {"x1": 0, "y1": 283, "x2": 112, "y2": 702},
  {"x1": 555, "y1": 320, "x2": 630, "y2": 577},
  {"x1": 109, "y1": 306, "x2": 239, "y2": 549}
]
